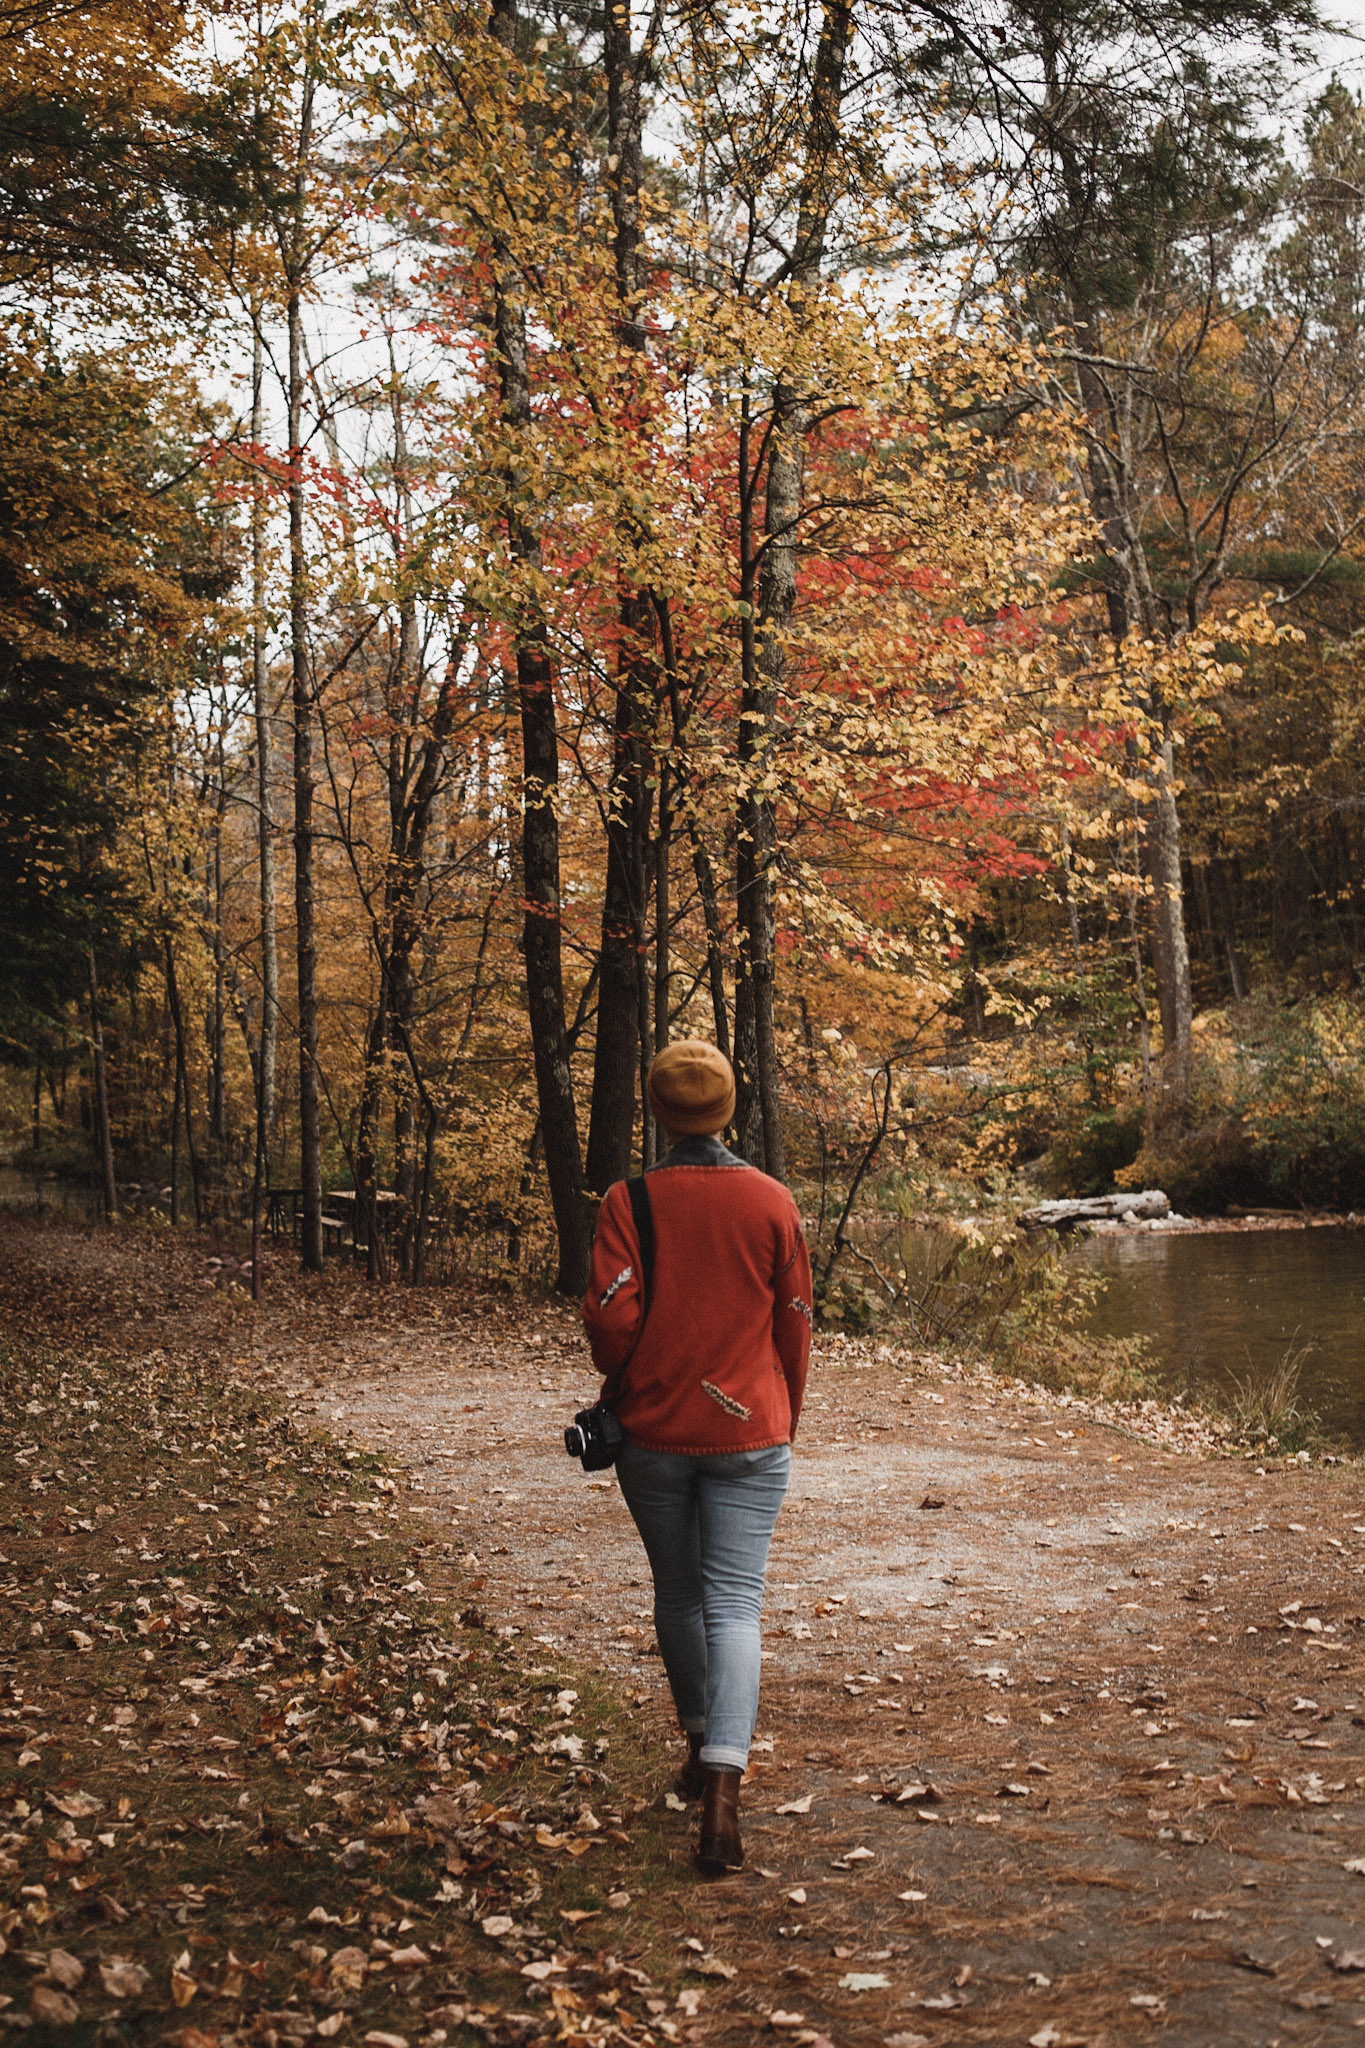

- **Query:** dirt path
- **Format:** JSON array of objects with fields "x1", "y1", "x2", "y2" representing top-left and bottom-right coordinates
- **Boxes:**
[{"x1": 4, "y1": 1219, "x2": 1365, "y2": 2047}]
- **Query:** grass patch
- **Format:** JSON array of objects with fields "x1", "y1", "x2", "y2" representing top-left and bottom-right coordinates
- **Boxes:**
[
  {"x1": 1219, "y1": 1338, "x2": 1326, "y2": 1457},
  {"x1": 0, "y1": 1340, "x2": 695, "y2": 2048}
]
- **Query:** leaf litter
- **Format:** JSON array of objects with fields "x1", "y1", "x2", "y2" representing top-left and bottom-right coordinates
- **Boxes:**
[{"x1": 3, "y1": 1217, "x2": 1365, "y2": 2047}]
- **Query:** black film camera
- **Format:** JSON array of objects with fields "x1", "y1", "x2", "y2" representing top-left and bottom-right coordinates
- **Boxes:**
[{"x1": 563, "y1": 1402, "x2": 625, "y2": 1471}]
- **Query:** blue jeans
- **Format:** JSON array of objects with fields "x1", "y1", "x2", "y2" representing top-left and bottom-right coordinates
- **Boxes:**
[{"x1": 616, "y1": 1442, "x2": 791, "y2": 1771}]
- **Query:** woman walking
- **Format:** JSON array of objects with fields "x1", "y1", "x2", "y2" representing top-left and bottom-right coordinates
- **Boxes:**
[{"x1": 583, "y1": 1040, "x2": 812, "y2": 1874}]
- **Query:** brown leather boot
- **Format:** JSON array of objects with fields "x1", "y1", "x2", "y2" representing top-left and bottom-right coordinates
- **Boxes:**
[
  {"x1": 696, "y1": 1765, "x2": 743, "y2": 1874},
  {"x1": 673, "y1": 1732, "x2": 706, "y2": 1801}
]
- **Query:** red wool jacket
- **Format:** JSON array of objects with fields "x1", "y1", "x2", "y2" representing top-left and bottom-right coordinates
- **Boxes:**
[{"x1": 582, "y1": 1141, "x2": 812, "y2": 1454}]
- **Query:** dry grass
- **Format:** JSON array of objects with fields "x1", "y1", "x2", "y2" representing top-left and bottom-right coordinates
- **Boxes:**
[{"x1": 1222, "y1": 1336, "x2": 1325, "y2": 1455}]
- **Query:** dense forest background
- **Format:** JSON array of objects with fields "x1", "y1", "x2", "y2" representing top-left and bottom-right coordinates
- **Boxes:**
[{"x1": 4, "y1": 0, "x2": 1365, "y2": 1316}]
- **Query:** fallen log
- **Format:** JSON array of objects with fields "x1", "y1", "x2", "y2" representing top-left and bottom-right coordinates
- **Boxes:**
[{"x1": 1017, "y1": 1189, "x2": 1170, "y2": 1231}]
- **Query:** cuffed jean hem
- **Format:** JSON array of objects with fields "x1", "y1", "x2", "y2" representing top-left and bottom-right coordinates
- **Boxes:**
[{"x1": 699, "y1": 1745, "x2": 747, "y2": 1771}]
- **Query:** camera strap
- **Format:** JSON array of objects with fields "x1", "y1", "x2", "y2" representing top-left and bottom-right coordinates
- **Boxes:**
[{"x1": 601, "y1": 1174, "x2": 655, "y2": 1413}]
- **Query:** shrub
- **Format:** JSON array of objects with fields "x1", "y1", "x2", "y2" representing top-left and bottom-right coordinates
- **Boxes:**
[
  {"x1": 1040, "y1": 1107, "x2": 1145, "y2": 1197},
  {"x1": 1116, "y1": 996, "x2": 1365, "y2": 1211}
]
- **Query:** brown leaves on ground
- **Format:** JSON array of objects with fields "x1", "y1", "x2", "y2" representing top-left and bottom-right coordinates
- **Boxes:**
[{"x1": 0, "y1": 1332, "x2": 689, "y2": 2048}]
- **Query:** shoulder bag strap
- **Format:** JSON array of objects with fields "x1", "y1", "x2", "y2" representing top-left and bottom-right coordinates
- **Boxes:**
[{"x1": 602, "y1": 1175, "x2": 654, "y2": 1412}]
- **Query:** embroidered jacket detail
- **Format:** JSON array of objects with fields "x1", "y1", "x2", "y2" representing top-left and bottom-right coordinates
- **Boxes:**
[
  {"x1": 599, "y1": 1263, "x2": 634, "y2": 1306},
  {"x1": 788, "y1": 1296, "x2": 813, "y2": 1324},
  {"x1": 701, "y1": 1380, "x2": 753, "y2": 1421}
]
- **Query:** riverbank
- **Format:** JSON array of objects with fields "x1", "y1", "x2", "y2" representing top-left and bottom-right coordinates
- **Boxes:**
[
  {"x1": 1081, "y1": 1209, "x2": 1365, "y2": 1236},
  {"x1": 2, "y1": 1219, "x2": 1363, "y2": 2047}
]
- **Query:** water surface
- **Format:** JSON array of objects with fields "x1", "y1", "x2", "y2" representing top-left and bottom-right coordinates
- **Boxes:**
[{"x1": 1076, "y1": 1224, "x2": 1365, "y2": 1445}]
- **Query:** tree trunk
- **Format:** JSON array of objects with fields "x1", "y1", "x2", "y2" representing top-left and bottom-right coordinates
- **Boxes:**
[
  {"x1": 1147, "y1": 727, "x2": 1193, "y2": 1106},
  {"x1": 287, "y1": 83, "x2": 324, "y2": 1272},
  {"x1": 658, "y1": 603, "x2": 731, "y2": 1060},
  {"x1": 209, "y1": 727, "x2": 228, "y2": 1157},
  {"x1": 654, "y1": 757, "x2": 671, "y2": 1052},
  {"x1": 587, "y1": 0, "x2": 653, "y2": 1192},
  {"x1": 489, "y1": 0, "x2": 591, "y2": 1295},
  {"x1": 1124, "y1": 827, "x2": 1156, "y2": 1146},
  {"x1": 586, "y1": 679, "x2": 644, "y2": 1192},
  {"x1": 1211, "y1": 854, "x2": 1247, "y2": 1001},
  {"x1": 170, "y1": 1053, "x2": 183, "y2": 1226},
  {"x1": 355, "y1": 992, "x2": 389, "y2": 1283},
  {"x1": 251, "y1": 325, "x2": 279, "y2": 1144},
  {"x1": 740, "y1": 0, "x2": 851, "y2": 1181},
  {"x1": 164, "y1": 939, "x2": 202, "y2": 1225},
  {"x1": 733, "y1": 399, "x2": 765, "y2": 1165},
  {"x1": 87, "y1": 949, "x2": 118, "y2": 1223},
  {"x1": 1068, "y1": 307, "x2": 1196, "y2": 1116}
]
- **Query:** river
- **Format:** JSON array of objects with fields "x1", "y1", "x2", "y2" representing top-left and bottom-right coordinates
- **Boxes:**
[{"x1": 1075, "y1": 1223, "x2": 1365, "y2": 1446}]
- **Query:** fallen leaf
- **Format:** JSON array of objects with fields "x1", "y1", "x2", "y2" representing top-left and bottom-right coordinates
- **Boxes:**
[
  {"x1": 48, "y1": 1793, "x2": 101, "y2": 1821},
  {"x1": 769, "y1": 2012, "x2": 806, "y2": 2029},
  {"x1": 1231, "y1": 1951, "x2": 1278, "y2": 1976},
  {"x1": 1330, "y1": 1951, "x2": 1365, "y2": 1973},
  {"x1": 521, "y1": 1961, "x2": 566, "y2": 1981},
  {"x1": 170, "y1": 1971, "x2": 198, "y2": 2008},
  {"x1": 687, "y1": 1955, "x2": 737, "y2": 1981},
  {"x1": 99, "y1": 1959, "x2": 149, "y2": 1999},
  {"x1": 664, "y1": 1792, "x2": 687, "y2": 1812},
  {"x1": 363, "y1": 2034, "x2": 408, "y2": 2048},
  {"x1": 839, "y1": 1972, "x2": 891, "y2": 1992},
  {"x1": 45, "y1": 1951, "x2": 83, "y2": 1990},
  {"x1": 776, "y1": 1794, "x2": 814, "y2": 1815},
  {"x1": 31, "y1": 1985, "x2": 79, "y2": 2025},
  {"x1": 316, "y1": 2015, "x2": 346, "y2": 2038},
  {"x1": 328, "y1": 1948, "x2": 369, "y2": 1992},
  {"x1": 919, "y1": 1496, "x2": 945, "y2": 1511}
]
